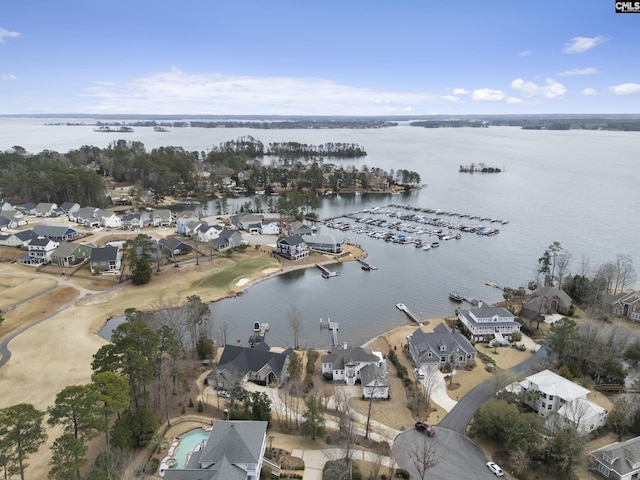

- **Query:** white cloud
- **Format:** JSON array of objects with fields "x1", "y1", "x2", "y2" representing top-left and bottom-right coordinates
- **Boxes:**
[
  {"x1": 557, "y1": 67, "x2": 599, "y2": 77},
  {"x1": 471, "y1": 88, "x2": 507, "y2": 102},
  {"x1": 0, "y1": 28, "x2": 20, "y2": 43},
  {"x1": 609, "y1": 83, "x2": 640, "y2": 95},
  {"x1": 562, "y1": 35, "x2": 607, "y2": 54},
  {"x1": 511, "y1": 78, "x2": 567, "y2": 99},
  {"x1": 506, "y1": 97, "x2": 524, "y2": 105},
  {"x1": 519, "y1": 50, "x2": 533, "y2": 57},
  {"x1": 582, "y1": 88, "x2": 597, "y2": 96},
  {"x1": 1, "y1": 74, "x2": 17, "y2": 81},
  {"x1": 453, "y1": 88, "x2": 469, "y2": 95},
  {"x1": 84, "y1": 68, "x2": 462, "y2": 115}
]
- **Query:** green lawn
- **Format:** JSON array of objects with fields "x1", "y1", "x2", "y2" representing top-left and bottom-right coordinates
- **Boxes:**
[{"x1": 192, "y1": 257, "x2": 280, "y2": 289}]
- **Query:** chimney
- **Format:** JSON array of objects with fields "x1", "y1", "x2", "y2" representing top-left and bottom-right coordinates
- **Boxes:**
[{"x1": 223, "y1": 408, "x2": 229, "y2": 420}]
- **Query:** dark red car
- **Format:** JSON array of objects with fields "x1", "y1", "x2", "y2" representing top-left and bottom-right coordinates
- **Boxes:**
[{"x1": 414, "y1": 421, "x2": 436, "y2": 437}]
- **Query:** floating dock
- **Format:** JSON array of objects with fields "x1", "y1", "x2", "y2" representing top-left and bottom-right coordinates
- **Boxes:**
[
  {"x1": 357, "y1": 257, "x2": 378, "y2": 271},
  {"x1": 396, "y1": 303, "x2": 422, "y2": 325},
  {"x1": 316, "y1": 263, "x2": 340, "y2": 278},
  {"x1": 320, "y1": 318, "x2": 340, "y2": 346}
]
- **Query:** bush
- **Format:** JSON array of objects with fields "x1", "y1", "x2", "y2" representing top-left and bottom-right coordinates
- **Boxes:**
[
  {"x1": 395, "y1": 468, "x2": 411, "y2": 478},
  {"x1": 322, "y1": 372, "x2": 333, "y2": 381},
  {"x1": 511, "y1": 331, "x2": 523, "y2": 342},
  {"x1": 197, "y1": 400, "x2": 204, "y2": 412}
]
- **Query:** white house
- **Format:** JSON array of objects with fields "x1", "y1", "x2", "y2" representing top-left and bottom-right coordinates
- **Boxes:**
[
  {"x1": 259, "y1": 219, "x2": 280, "y2": 235},
  {"x1": 34, "y1": 202, "x2": 58, "y2": 217},
  {"x1": 457, "y1": 304, "x2": 521, "y2": 343},
  {"x1": 96, "y1": 209, "x2": 122, "y2": 229},
  {"x1": 590, "y1": 436, "x2": 640, "y2": 480},
  {"x1": 360, "y1": 363, "x2": 390, "y2": 399},
  {"x1": 519, "y1": 369, "x2": 608, "y2": 433},
  {"x1": 321, "y1": 346, "x2": 389, "y2": 399},
  {"x1": 20, "y1": 236, "x2": 59, "y2": 266}
]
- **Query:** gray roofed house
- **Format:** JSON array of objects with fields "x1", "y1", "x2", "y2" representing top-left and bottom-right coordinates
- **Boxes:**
[
  {"x1": 275, "y1": 235, "x2": 309, "y2": 260},
  {"x1": 231, "y1": 213, "x2": 264, "y2": 233},
  {"x1": 162, "y1": 420, "x2": 268, "y2": 480},
  {"x1": 0, "y1": 215, "x2": 14, "y2": 231},
  {"x1": 457, "y1": 304, "x2": 521, "y2": 342},
  {"x1": 301, "y1": 233, "x2": 343, "y2": 254},
  {"x1": 70, "y1": 206, "x2": 100, "y2": 226},
  {"x1": 206, "y1": 343, "x2": 293, "y2": 388},
  {"x1": 605, "y1": 291, "x2": 640, "y2": 322},
  {"x1": 151, "y1": 209, "x2": 173, "y2": 227},
  {"x1": 89, "y1": 246, "x2": 122, "y2": 273},
  {"x1": 176, "y1": 210, "x2": 199, "y2": 235},
  {"x1": 589, "y1": 436, "x2": 640, "y2": 480},
  {"x1": 59, "y1": 202, "x2": 80, "y2": 214},
  {"x1": 51, "y1": 242, "x2": 93, "y2": 267},
  {"x1": 286, "y1": 221, "x2": 314, "y2": 236},
  {"x1": 0, "y1": 200, "x2": 14, "y2": 212},
  {"x1": 321, "y1": 346, "x2": 386, "y2": 386},
  {"x1": 18, "y1": 202, "x2": 37, "y2": 214},
  {"x1": 211, "y1": 229, "x2": 242, "y2": 251},
  {"x1": 521, "y1": 286, "x2": 573, "y2": 319},
  {"x1": 32, "y1": 224, "x2": 79, "y2": 241},
  {"x1": 359, "y1": 363, "x2": 390, "y2": 399},
  {"x1": 158, "y1": 237, "x2": 192, "y2": 257},
  {"x1": 34, "y1": 202, "x2": 58, "y2": 217},
  {"x1": 407, "y1": 323, "x2": 476, "y2": 371}
]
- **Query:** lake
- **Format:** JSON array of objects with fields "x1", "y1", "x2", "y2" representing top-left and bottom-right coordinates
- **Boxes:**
[{"x1": 2, "y1": 118, "x2": 639, "y2": 349}]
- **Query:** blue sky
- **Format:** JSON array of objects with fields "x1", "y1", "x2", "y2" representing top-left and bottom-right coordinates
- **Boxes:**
[{"x1": 1, "y1": 1, "x2": 639, "y2": 115}]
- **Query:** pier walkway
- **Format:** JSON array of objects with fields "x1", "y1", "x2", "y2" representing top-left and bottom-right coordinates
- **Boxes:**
[
  {"x1": 395, "y1": 303, "x2": 423, "y2": 325},
  {"x1": 320, "y1": 318, "x2": 340, "y2": 347}
]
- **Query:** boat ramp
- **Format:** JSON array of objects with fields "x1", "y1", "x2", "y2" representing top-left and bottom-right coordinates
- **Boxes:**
[{"x1": 395, "y1": 303, "x2": 423, "y2": 325}]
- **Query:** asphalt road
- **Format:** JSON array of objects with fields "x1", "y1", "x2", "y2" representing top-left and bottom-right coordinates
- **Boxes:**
[{"x1": 394, "y1": 344, "x2": 549, "y2": 479}]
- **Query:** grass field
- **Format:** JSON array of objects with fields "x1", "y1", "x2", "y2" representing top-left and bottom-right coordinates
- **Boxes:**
[{"x1": 191, "y1": 257, "x2": 281, "y2": 289}]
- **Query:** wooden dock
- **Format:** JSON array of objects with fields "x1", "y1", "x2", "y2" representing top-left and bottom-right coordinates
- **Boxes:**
[
  {"x1": 396, "y1": 303, "x2": 422, "y2": 325},
  {"x1": 357, "y1": 257, "x2": 378, "y2": 271},
  {"x1": 316, "y1": 263, "x2": 340, "y2": 278},
  {"x1": 320, "y1": 318, "x2": 340, "y2": 346}
]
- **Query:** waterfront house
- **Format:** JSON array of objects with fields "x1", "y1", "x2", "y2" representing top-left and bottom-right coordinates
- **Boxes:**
[
  {"x1": 607, "y1": 291, "x2": 640, "y2": 322},
  {"x1": 519, "y1": 369, "x2": 607, "y2": 433},
  {"x1": 175, "y1": 210, "x2": 199, "y2": 235},
  {"x1": 301, "y1": 234, "x2": 343, "y2": 254},
  {"x1": 275, "y1": 235, "x2": 309, "y2": 260},
  {"x1": 162, "y1": 420, "x2": 268, "y2": 480},
  {"x1": 194, "y1": 222, "x2": 223, "y2": 243},
  {"x1": 360, "y1": 363, "x2": 390, "y2": 399},
  {"x1": 407, "y1": 323, "x2": 476, "y2": 371},
  {"x1": 20, "y1": 236, "x2": 59, "y2": 266},
  {"x1": 286, "y1": 221, "x2": 314, "y2": 236},
  {"x1": 321, "y1": 346, "x2": 387, "y2": 387},
  {"x1": 89, "y1": 246, "x2": 122, "y2": 274},
  {"x1": 259, "y1": 219, "x2": 280, "y2": 235},
  {"x1": 231, "y1": 213, "x2": 265, "y2": 233},
  {"x1": 51, "y1": 242, "x2": 93, "y2": 267},
  {"x1": 151, "y1": 209, "x2": 173, "y2": 227},
  {"x1": 589, "y1": 436, "x2": 640, "y2": 480},
  {"x1": 457, "y1": 304, "x2": 521, "y2": 342},
  {"x1": 211, "y1": 229, "x2": 242, "y2": 251},
  {"x1": 121, "y1": 212, "x2": 146, "y2": 230},
  {"x1": 521, "y1": 286, "x2": 573, "y2": 320},
  {"x1": 206, "y1": 343, "x2": 292, "y2": 388}
]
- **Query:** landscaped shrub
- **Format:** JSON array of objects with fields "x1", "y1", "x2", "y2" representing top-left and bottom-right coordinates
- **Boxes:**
[
  {"x1": 323, "y1": 372, "x2": 333, "y2": 381},
  {"x1": 395, "y1": 468, "x2": 411, "y2": 478}
]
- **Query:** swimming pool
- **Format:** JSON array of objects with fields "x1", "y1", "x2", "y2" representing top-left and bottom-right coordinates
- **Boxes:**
[{"x1": 172, "y1": 428, "x2": 210, "y2": 468}]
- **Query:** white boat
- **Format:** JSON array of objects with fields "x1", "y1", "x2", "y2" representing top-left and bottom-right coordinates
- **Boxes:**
[
  {"x1": 431, "y1": 242, "x2": 440, "y2": 248},
  {"x1": 422, "y1": 244, "x2": 431, "y2": 250}
]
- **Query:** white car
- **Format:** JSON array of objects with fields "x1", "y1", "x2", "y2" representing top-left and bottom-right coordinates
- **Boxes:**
[
  {"x1": 486, "y1": 461, "x2": 504, "y2": 477},
  {"x1": 217, "y1": 390, "x2": 231, "y2": 398}
]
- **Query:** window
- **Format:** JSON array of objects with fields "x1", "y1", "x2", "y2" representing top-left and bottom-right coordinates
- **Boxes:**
[
  {"x1": 542, "y1": 402, "x2": 546, "y2": 408},
  {"x1": 548, "y1": 404, "x2": 552, "y2": 410},
  {"x1": 597, "y1": 463, "x2": 611, "y2": 477},
  {"x1": 548, "y1": 395, "x2": 554, "y2": 400},
  {"x1": 542, "y1": 392, "x2": 547, "y2": 398}
]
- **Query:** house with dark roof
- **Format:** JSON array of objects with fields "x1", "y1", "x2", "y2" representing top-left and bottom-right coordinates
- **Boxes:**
[
  {"x1": 20, "y1": 236, "x2": 59, "y2": 266},
  {"x1": 0, "y1": 215, "x2": 15, "y2": 231},
  {"x1": 58, "y1": 202, "x2": 81, "y2": 216},
  {"x1": 211, "y1": 229, "x2": 242, "y2": 252},
  {"x1": 521, "y1": 286, "x2": 573, "y2": 320},
  {"x1": 275, "y1": 235, "x2": 309, "y2": 260},
  {"x1": 607, "y1": 291, "x2": 640, "y2": 322},
  {"x1": 89, "y1": 246, "x2": 122, "y2": 273},
  {"x1": 231, "y1": 213, "x2": 264, "y2": 233},
  {"x1": 286, "y1": 221, "x2": 314, "y2": 236},
  {"x1": 205, "y1": 343, "x2": 292, "y2": 389},
  {"x1": 457, "y1": 304, "x2": 521, "y2": 343},
  {"x1": 158, "y1": 237, "x2": 192, "y2": 257},
  {"x1": 32, "y1": 224, "x2": 79, "y2": 241},
  {"x1": 589, "y1": 436, "x2": 640, "y2": 480},
  {"x1": 161, "y1": 420, "x2": 268, "y2": 480},
  {"x1": 0, "y1": 200, "x2": 14, "y2": 212},
  {"x1": 17, "y1": 202, "x2": 37, "y2": 215},
  {"x1": 0, "y1": 229, "x2": 39, "y2": 247},
  {"x1": 151, "y1": 209, "x2": 173, "y2": 227},
  {"x1": 70, "y1": 206, "x2": 100, "y2": 227},
  {"x1": 407, "y1": 323, "x2": 477, "y2": 371},
  {"x1": 321, "y1": 346, "x2": 387, "y2": 386},
  {"x1": 51, "y1": 242, "x2": 93, "y2": 267},
  {"x1": 301, "y1": 234, "x2": 343, "y2": 254},
  {"x1": 34, "y1": 202, "x2": 58, "y2": 217},
  {"x1": 359, "y1": 363, "x2": 390, "y2": 399}
]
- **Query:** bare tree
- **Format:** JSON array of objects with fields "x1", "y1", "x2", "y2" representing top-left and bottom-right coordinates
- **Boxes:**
[
  {"x1": 614, "y1": 254, "x2": 636, "y2": 294},
  {"x1": 219, "y1": 320, "x2": 232, "y2": 346},
  {"x1": 408, "y1": 434, "x2": 440, "y2": 480},
  {"x1": 148, "y1": 298, "x2": 189, "y2": 353},
  {"x1": 556, "y1": 252, "x2": 572, "y2": 289},
  {"x1": 420, "y1": 366, "x2": 440, "y2": 412},
  {"x1": 287, "y1": 306, "x2": 303, "y2": 350},
  {"x1": 579, "y1": 254, "x2": 591, "y2": 278}
]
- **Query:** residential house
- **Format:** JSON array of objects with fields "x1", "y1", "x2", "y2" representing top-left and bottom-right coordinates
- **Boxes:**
[
  {"x1": 0, "y1": 215, "x2": 16, "y2": 231},
  {"x1": 1, "y1": 211, "x2": 28, "y2": 227},
  {"x1": 321, "y1": 346, "x2": 387, "y2": 387},
  {"x1": 521, "y1": 286, "x2": 573, "y2": 320},
  {"x1": 194, "y1": 223, "x2": 223, "y2": 243},
  {"x1": 589, "y1": 436, "x2": 640, "y2": 480},
  {"x1": 95, "y1": 209, "x2": 122, "y2": 229},
  {"x1": 407, "y1": 323, "x2": 477, "y2": 371},
  {"x1": 70, "y1": 206, "x2": 100, "y2": 227},
  {"x1": 205, "y1": 343, "x2": 292, "y2": 388},
  {"x1": 301, "y1": 234, "x2": 343, "y2": 254},
  {"x1": 457, "y1": 304, "x2": 521, "y2": 343},
  {"x1": 0, "y1": 229, "x2": 38, "y2": 247},
  {"x1": 607, "y1": 291, "x2": 640, "y2": 322},
  {"x1": 275, "y1": 235, "x2": 309, "y2": 261},
  {"x1": 231, "y1": 213, "x2": 265, "y2": 233},
  {"x1": 58, "y1": 202, "x2": 81, "y2": 216},
  {"x1": 20, "y1": 236, "x2": 59, "y2": 266},
  {"x1": 34, "y1": 202, "x2": 58, "y2": 217},
  {"x1": 519, "y1": 369, "x2": 607, "y2": 433},
  {"x1": 121, "y1": 212, "x2": 145, "y2": 230},
  {"x1": 158, "y1": 237, "x2": 192, "y2": 257},
  {"x1": 211, "y1": 229, "x2": 242, "y2": 252},
  {"x1": 360, "y1": 363, "x2": 390, "y2": 399},
  {"x1": 32, "y1": 224, "x2": 79, "y2": 241},
  {"x1": 51, "y1": 242, "x2": 93, "y2": 267},
  {"x1": 259, "y1": 219, "x2": 280, "y2": 235},
  {"x1": 0, "y1": 200, "x2": 14, "y2": 212},
  {"x1": 151, "y1": 209, "x2": 173, "y2": 227},
  {"x1": 286, "y1": 221, "x2": 314, "y2": 236},
  {"x1": 89, "y1": 246, "x2": 122, "y2": 273},
  {"x1": 17, "y1": 202, "x2": 37, "y2": 215},
  {"x1": 161, "y1": 420, "x2": 268, "y2": 480},
  {"x1": 175, "y1": 210, "x2": 199, "y2": 235}
]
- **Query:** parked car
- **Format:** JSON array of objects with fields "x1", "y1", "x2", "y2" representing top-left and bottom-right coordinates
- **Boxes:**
[
  {"x1": 486, "y1": 461, "x2": 504, "y2": 477},
  {"x1": 217, "y1": 390, "x2": 231, "y2": 398},
  {"x1": 414, "y1": 421, "x2": 436, "y2": 437}
]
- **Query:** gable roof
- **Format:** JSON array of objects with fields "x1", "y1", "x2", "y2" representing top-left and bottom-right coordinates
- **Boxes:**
[
  {"x1": 359, "y1": 363, "x2": 388, "y2": 387},
  {"x1": 32, "y1": 224, "x2": 77, "y2": 239},
  {"x1": 408, "y1": 325, "x2": 476, "y2": 359},
  {"x1": 277, "y1": 234, "x2": 306, "y2": 246},
  {"x1": 591, "y1": 436, "x2": 640, "y2": 477},
  {"x1": 90, "y1": 245, "x2": 119, "y2": 262},
  {"x1": 214, "y1": 344, "x2": 292, "y2": 379},
  {"x1": 321, "y1": 346, "x2": 380, "y2": 368},
  {"x1": 52, "y1": 242, "x2": 89, "y2": 258},
  {"x1": 532, "y1": 286, "x2": 573, "y2": 308}
]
